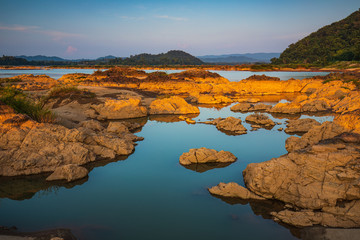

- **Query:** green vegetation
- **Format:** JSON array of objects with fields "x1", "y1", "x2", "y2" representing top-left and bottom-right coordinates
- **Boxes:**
[
  {"x1": 0, "y1": 86, "x2": 55, "y2": 123},
  {"x1": 272, "y1": 10, "x2": 360, "y2": 65},
  {"x1": 108, "y1": 50, "x2": 203, "y2": 66}
]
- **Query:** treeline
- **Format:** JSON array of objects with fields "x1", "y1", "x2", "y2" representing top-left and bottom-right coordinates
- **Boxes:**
[
  {"x1": 272, "y1": 10, "x2": 360, "y2": 65},
  {"x1": 0, "y1": 50, "x2": 204, "y2": 66}
]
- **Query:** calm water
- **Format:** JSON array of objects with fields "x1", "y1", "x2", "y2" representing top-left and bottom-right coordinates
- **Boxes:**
[
  {"x1": 0, "y1": 69, "x2": 330, "y2": 81},
  {"x1": 0, "y1": 104, "x2": 334, "y2": 240},
  {"x1": 144, "y1": 69, "x2": 330, "y2": 81},
  {"x1": 0, "y1": 69, "x2": 97, "y2": 79}
]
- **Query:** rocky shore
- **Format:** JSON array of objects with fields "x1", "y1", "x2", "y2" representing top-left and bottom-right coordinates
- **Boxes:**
[{"x1": 2, "y1": 68, "x2": 360, "y2": 231}]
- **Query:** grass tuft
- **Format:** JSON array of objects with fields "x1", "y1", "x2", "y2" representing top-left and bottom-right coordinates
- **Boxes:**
[{"x1": 0, "y1": 86, "x2": 55, "y2": 123}]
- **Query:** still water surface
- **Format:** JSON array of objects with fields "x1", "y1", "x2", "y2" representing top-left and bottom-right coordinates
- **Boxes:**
[
  {"x1": 0, "y1": 104, "x2": 334, "y2": 240},
  {"x1": 0, "y1": 68, "x2": 330, "y2": 81}
]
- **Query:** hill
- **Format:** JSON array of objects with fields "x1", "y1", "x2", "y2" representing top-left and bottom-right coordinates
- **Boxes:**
[
  {"x1": 198, "y1": 53, "x2": 280, "y2": 63},
  {"x1": 109, "y1": 50, "x2": 203, "y2": 65},
  {"x1": 272, "y1": 9, "x2": 360, "y2": 64},
  {"x1": 17, "y1": 55, "x2": 66, "y2": 62}
]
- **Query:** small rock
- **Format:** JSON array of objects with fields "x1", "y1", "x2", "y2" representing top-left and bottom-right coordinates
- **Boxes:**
[{"x1": 46, "y1": 164, "x2": 88, "y2": 182}]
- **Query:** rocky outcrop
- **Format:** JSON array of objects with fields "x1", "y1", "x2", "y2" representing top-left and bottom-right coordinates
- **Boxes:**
[
  {"x1": 91, "y1": 98, "x2": 148, "y2": 119},
  {"x1": 149, "y1": 96, "x2": 200, "y2": 115},
  {"x1": 179, "y1": 148, "x2": 237, "y2": 165},
  {"x1": 46, "y1": 164, "x2": 88, "y2": 182},
  {"x1": 245, "y1": 113, "x2": 275, "y2": 129},
  {"x1": 0, "y1": 108, "x2": 139, "y2": 177},
  {"x1": 210, "y1": 131, "x2": 360, "y2": 228},
  {"x1": 203, "y1": 117, "x2": 247, "y2": 135},
  {"x1": 270, "y1": 102, "x2": 302, "y2": 114},
  {"x1": 285, "y1": 122, "x2": 345, "y2": 152},
  {"x1": 284, "y1": 118, "x2": 321, "y2": 134},
  {"x1": 230, "y1": 103, "x2": 272, "y2": 112}
]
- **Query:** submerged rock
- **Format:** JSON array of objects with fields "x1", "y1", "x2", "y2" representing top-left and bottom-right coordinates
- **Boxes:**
[
  {"x1": 179, "y1": 147, "x2": 237, "y2": 165},
  {"x1": 149, "y1": 96, "x2": 200, "y2": 115}
]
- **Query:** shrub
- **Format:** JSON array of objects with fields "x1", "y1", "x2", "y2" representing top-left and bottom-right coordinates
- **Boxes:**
[{"x1": 0, "y1": 86, "x2": 55, "y2": 123}]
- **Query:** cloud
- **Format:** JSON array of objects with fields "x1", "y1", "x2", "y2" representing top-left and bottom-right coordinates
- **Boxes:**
[
  {"x1": 155, "y1": 15, "x2": 188, "y2": 21},
  {"x1": 66, "y1": 46, "x2": 78, "y2": 54},
  {"x1": 0, "y1": 23, "x2": 84, "y2": 41}
]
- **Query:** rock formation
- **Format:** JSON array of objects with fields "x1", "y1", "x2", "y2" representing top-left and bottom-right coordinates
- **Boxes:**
[
  {"x1": 284, "y1": 118, "x2": 321, "y2": 134},
  {"x1": 203, "y1": 117, "x2": 247, "y2": 135},
  {"x1": 179, "y1": 148, "x2": 237, "y2": 165},
  {"x1": 149, "y1": 96, "x2": 200, "y2": 115},
  {"x1": 245, "y1": 113, "x2": 275, "y2": 129}
]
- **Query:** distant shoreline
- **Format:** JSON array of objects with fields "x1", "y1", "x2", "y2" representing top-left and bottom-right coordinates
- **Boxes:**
[{"x1": 0, "y1": 65, "x2": 343, "y2": 72}]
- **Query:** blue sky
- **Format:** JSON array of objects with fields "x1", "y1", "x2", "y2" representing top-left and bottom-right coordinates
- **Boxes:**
[{"x1": 0, "y1": 0, "x2": 358, "y2": 58}]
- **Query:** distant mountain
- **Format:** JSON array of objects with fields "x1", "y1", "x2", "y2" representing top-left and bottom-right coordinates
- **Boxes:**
[
  {"x1": 198, "y1": 53, "x2": 281, "y2": 63},
  {"x1": 17, "y1": 55, "x2": 66, "y2": 62},
  {"x1": 273, "y1": 9, "x2": 360, "y2": 64},
  {"x1": 109, "y1": 50, "x2": 203, "y2": 65},
  {"x1": 96, "y1": 55, "x2": 117, "y2": 61}
]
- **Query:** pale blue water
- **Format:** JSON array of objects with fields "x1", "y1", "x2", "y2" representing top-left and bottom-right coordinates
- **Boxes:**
[
  {"x1": 0, "y1": 69, "x2": 97, "y2": 79},
  {"x1": 0, "y1": 69, "x2": 330, "y2": 81},
  {"x1": 144, "y1": 69, "x2": 330, "y2": 81},
  {"x1": 0, "y1": 104, "x2": 334, "y2": 240}
]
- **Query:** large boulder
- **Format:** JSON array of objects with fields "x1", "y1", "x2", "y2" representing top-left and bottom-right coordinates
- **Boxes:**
[
  {"x1": 91, "y1": 98, "x2": 148, "y2": 119},
  {"x1": 0, "y1": 112, "x2": 138, "y2": 177},
  {"x1": 179, "y1": 147, "x2": 237, "y2": 165},
  {"x1": 149, "y1": 96, "x2": 200, "y2": 115}
]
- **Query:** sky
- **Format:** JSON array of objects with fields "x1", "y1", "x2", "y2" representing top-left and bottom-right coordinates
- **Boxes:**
[{"x1": 0, "y1": 0, "x2": 359, "y2": 59}]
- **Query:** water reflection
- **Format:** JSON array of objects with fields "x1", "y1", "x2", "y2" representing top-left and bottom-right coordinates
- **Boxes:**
[
  {"x1": 183, "y1": 162, "x2": 234, "y2": 173},
  {"x1": 0, "y1": 155, "x2": 129, "y2": 200},
  {"x1": 211, "y1": 194, "x2": 360, "y2": 240}
]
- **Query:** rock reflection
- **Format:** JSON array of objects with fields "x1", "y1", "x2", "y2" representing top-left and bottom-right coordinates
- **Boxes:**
[
  {"x1": 211, "y1": 194, "x2": 360, "y2": 240},
  {"x1": 183, "y1": 162, "x2": 233, "y2": 173},
  {"x1": 149, "y1": 113, "x2": 199, "y2": 123},
  {"x1": 0, "y1": 155, "x2": 129, "y2": 201}
]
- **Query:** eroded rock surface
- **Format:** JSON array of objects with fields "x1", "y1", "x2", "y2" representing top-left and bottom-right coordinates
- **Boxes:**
[
  {"x1": 179, "y1": 148, "x2": 237, "y2": 165},
  {"x1": 91, "y1": 98, "x2": 148, "y2": 119},
  {"x1": 0, "y1": 106, "x2": 139, "y2": 177},
  {"x1": 209, "y1": 182, "x2": 264, "y2": 200},
  {"x1": 284, "y1": 118, "x2": 321, "y2": 134},
  {"x1": 46, "y1": 164, "x2": 88, "y2": 182},
  {"x1": 203, "y1": 117, "x2": 247, "y2": 135},
  {"x1": 245, "y1": 113, "x2": 275, "y2": 129},
  {"x1": 231, "y1": 103, "x2": 272, "y2": 112},
  {"x1": 149, "y1": 96, "x2": 199, "y2": 115}
]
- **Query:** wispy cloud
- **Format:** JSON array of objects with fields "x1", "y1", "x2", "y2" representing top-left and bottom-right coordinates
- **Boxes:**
[
  {"x1": 155, "y1": 15, "x2": 188, "y2": 21},
  {"x1": 0, "y1": 23, "x2": 84, "y2": 41}
]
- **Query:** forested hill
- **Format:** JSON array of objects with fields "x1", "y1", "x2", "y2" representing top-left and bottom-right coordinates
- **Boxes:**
[
  {"x1": 108, "y1": 50, "x2": 204, "y2": 65},
  {"x1": 272, "y1": 9, "x2": 360, "y2": 64}
]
